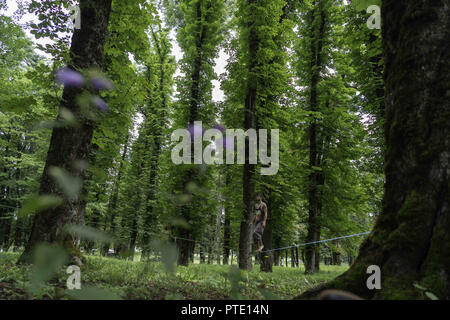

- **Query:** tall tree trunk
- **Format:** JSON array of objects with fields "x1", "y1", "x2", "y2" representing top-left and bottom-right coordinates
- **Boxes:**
[
  {"x1": 13, "y1": 216, "x2": 23, "y2": 252},
  {"x1": 305, "y1": 0, "x2": 326, "y2": 275},
  {"x1": 101, "y1": 134, "x2": 129, "y2": 256},
  {"x1": 0, "y1": 133, "x2": 12, "y2": 251},
  {"x1": 331, "y1": 240, "x2": 341, "y2": 266},
  {"x1": 259, "y1": 224, "x2": 273, "y2": 272},
  {"x1": 141, "y1": 29, "x2": 169, "y2": 259},
  {"x1": 1, "y1": 203, "x2": 12, "y2": 252},
  {"x1": 215, "y1": 209, "x2": 222, "y2": 265},
  {"x1": 128, "y1": 214, "x2": 138, "y2": 261},
  {"x1": 207, "y1": 242, "x2": 212, "y2": 264},
  {"x1": 291, "y1": 247, "x2": 296, "y2": 268},
  {"x1": 223, "y1": 205, "x2": 231, "y2": 264},
  {"x1": 176, "y1": 1, "x2": 208, "y2": 267},
  {"x1": 18, "y1": 0, "x2": 113, "y2": 264},
  {"x1": 215, "y1": 171, "x2": 222, "y2": 265},
  {"x1": 285, "y1": 250, "x2": 288, "y2": 267},
  {"x1": 298, "y1": 0, "x2": 450, "y2": 299},
  {"x1": 200, "y1": 240, "x2": 206, "y2": 264},
  {"x1": 238, "y1": 0, "x2": 258, "y2": 271},
  {"x1": 222, "y1": 167, "x2": 231, "y2": 264},
  {"x1": 315, "y1": 244, "x2": 320, "y2": 272},
  {"x1": 260, "y1": 191, "x2": 273, "y2": 272},
  {"x1": 190, "y1": 241, "x2": 195, "y2": 263},
  {"x1": 177, "y1": 231, "x2": 193, "y2": 266},
  {"x1": 84, "y1": 191, "x2": 101, "y2": 253},
  {"x1": 273, "y1": 236, "x2": 281, "y2": 266}
]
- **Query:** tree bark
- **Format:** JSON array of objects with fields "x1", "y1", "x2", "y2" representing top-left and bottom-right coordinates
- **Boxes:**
[
  {"x1": 189, "y1": 240, "x2": 195, "y2": 263},
  {"x1": 274, "y1": 236, "x2": 281, "y2": 266},
  {"x1": 0, "y1": 133, "x2": 13, "y2": 251},
  {"x1": 200, "y1": 240, "x2": 206, "y2": 264},
  {"x1": 176, "y1": 0, "x2": 209, "y2": 267},
  {"x1": 291, "y1": 247, "x2": 296, "y2": 268},
  {"x1": 223, "y1": 180, "x2": 231, "y2": 264},
  {"x1": 101, "y1": 134, "x2": 129, "y2": 256},
  {"x1": 331, "y1": 240, "x2": 341, "y2": 266},
  {"x1": 285, "y1": 250, "x2": 288, "y2": 267},
  {"x1": 84, "y1": 191, "x2": 101, "y2": 253},
  {"x1": 260, "y1": 192, "x2": 273, "y2": 272},
  {"x1": 297, "y1": 0, "x2": 450, "y2": 299},
  {"x1": 238, "y1": 0, "x2": 258, "y2": 271},
  {"x1": 305, "y1": 0, "x2": 327, "y2": 275},
  {"x1": 18, "y1": 0, "x2": 113, "y2": 264},
  {"x1": 128, "y1": 214, "x2": 138, "y2": 261},
  {"x1": 141, "y1": 29, "x2": 169, "y2": 259}
]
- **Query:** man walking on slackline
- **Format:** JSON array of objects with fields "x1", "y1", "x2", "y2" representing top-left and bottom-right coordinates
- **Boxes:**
[{"x1": 250, "y1": 194, "x2": 268, "y2": 252}]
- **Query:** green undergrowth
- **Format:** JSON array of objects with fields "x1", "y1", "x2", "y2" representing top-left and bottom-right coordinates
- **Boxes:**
[{"x1": 0, "y1": 252, "x2": 348, "y2": 300}]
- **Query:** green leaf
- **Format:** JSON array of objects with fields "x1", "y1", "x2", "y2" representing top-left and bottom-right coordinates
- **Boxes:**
[
  {"x1": 170, "y1": 217, "x2": 190, "y2": 229},
  {"x1": 151, "y1": 240, "x2": 178, "y2": 274},
  {"x1": 413, "y1": 282, "x2": 426, "y2": 291},
  {"x1": 29, "y1": 244, "x2": 69, "y2": 297},
  {"x1": 65, "y1": 224, "x2": 114, "y2": 243},
  {"x1": 48, "y1": 167, "x2": 82, "y2": 200},
  {"x1": 228, "y1": 266, "x2": 245, "y2": 299},
  {"x1": 19, "y1": 195, "x2": 63, "y2": 217},
  {"x1": 425, "y1": 292, "x2": 439, "y2": 300}
]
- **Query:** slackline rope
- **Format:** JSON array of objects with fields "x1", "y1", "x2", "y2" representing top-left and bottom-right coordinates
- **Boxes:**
[{"x1": 261, "y1": 231, "x2": 371, "y2": 253}]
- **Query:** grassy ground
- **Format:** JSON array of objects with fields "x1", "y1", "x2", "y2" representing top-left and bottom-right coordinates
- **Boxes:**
[{"x1": 0, "y1": 252, "x2": 348, "y2": 300}]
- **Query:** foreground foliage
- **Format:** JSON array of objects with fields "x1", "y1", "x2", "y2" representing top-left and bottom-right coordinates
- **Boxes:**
[{"x1": 0, "y1": 252, "x2": 347, "y2": 300}]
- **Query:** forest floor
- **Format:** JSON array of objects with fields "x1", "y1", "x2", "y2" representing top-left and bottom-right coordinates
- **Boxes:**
[{"x1": 0, "y1": 252, "x2": 348, "y2": 300}]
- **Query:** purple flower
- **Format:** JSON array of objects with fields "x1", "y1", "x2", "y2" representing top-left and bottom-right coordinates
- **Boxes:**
[
  {"x1": 55, "y1": 68, "x2": 85, "y2": 87},
  {"x1": 92, "y1": 96, "x2": 109, "y2": 112},
  {"x1": 213, "y1": 124, "x2": 226, "y2": 133},
  {"x1": 91, "y1": 76, "x2": 113, "y2": 90},
  {"x1": 188, "y1": 123, "x2": 204, "y2": 140}
]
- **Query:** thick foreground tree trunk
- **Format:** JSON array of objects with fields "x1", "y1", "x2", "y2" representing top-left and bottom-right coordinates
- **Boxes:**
[
  {"x1": 18, "y1": 0, "x2": 113, "y2": 264},
  {"x1": 297, "y1": 0, "x2": 450, "y2": 299}
]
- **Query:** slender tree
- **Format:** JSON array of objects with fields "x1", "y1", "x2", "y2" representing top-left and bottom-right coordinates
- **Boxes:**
[
  {"x1": 169, "y1": 0, "x2": 225, "y2": 266},
  {"x1": 303, "y1": 0, "x2": 328, "y2": 274}
]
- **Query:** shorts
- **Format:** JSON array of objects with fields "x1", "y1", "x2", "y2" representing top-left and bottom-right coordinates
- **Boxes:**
[{"x1": 253, "y1": 221, "x2": 264, "y2": 243}]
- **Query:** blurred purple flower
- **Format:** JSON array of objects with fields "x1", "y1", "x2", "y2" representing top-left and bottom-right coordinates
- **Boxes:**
[
  {"x1": 213, "y1": 124, "x2": 226, "y2": 133},
  {"x1": 92, "y1": 96, "x2": 109, "y2": 112},
  {"x1": 55, "y1": 68, "x2": 85, "y2": 87},
  {"x1": 188, "y1": 123, "x2": 204, "y2": 140},
  {"x1": 92, "y1": 76, "x2": 114, "y2": 90}
]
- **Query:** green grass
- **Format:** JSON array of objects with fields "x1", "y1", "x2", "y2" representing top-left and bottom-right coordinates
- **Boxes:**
[{"x1": 0, "y1": 252, "x2": 348, "y2": 300}]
